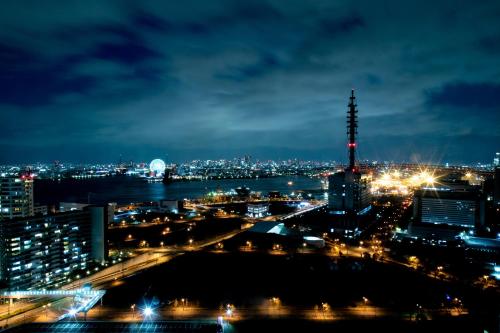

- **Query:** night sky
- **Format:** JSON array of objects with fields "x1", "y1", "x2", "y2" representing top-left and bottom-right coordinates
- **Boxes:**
[{"x1": 1, "y1": 1, "x2": 499, "y2": 164}]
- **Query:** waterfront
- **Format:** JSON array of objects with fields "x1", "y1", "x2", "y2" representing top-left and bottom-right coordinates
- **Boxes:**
[{"x1": 34, "y1": 176, "x2": 323, "y2": 206}]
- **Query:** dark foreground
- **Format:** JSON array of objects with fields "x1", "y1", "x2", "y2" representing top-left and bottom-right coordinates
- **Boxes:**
[{"x1": 2, "y1": 318, "x2": 497, "y2": 333}]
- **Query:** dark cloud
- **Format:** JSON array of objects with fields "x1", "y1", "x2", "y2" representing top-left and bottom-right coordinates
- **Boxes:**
[
  {"x1": 319, "y1": 14, "x2": 365, "y2": 37},
  {"x1": 93, "y1": 41, "x2": 160, "y2": 64},
  {"x1": 0, "y1": 0, "x2": 499, "y2": 164},
  {"x1": 0, "y1": 44, "x2": 95, "y2": 106},
  {"x1": 427, "y1": 82, "x2": 500, "y2": 109},
  {"x1": 477, "y1": 34, "x2": 500, "y2": 54},
  {"x1": 215, "y1": 53, "x2": 283, "y2": 81}
]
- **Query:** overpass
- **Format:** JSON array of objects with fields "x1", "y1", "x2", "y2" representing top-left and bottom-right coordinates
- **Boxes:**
[{"x1": 1, "y1": 287, "x2": 106, "y2": 321}]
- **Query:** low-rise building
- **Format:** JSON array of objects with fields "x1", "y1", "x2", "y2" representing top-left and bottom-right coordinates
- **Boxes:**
[{"x1": 247, "y1": 203, "x2": 269, "y2": 218}]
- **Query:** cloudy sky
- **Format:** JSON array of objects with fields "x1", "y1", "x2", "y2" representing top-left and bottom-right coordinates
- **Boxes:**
[{"x1": 1, "y1": 0, "x2": 499, "y2": 164}]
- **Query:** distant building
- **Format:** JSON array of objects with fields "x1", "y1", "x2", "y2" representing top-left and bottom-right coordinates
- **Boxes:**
[
  {"x1": 159, "y1": 200, "x2": 179, "y2": 213},
  {"x1": 247, "y1": 203, "x2": 270, "y2": 218},
  {"x1": 33, "y1": 205, "x2": 48, "y2": 216},
  {"x1": 59, "y1": 202, "x2": 89, "y2": 212},
  {"x1": 303, "y1": 236, "x2": 325, "y2": 248},
  {"x1": 136, "y1": 200, "x2": 180, "y2": 214},
  {"x1": 0, "y1": 206, "x2": 109, "y2": 290},
  {"x1": 413, "y1": 188, "x2": 485, "y2": 228},
  {"x1": 107, "y1": 202, "x2": 117, "y2": 223},
  {"x1": 235, "y1": 186, "x2": 251, "y2": 199},
  {"x1": 494, "y1": 152, "x2": 499, "y2": 167},
  {"x1": 268, "y1": 191, "x2": 282, "y2": 199},
  {"x1": 0, "y1": 176, "x2": 34, "y2": 220},
  {"x1": 494, "y1": 168, "x2": 500, "y2": 206},
  {"x1": 406, "y1": 223, "x2": 464, "y2": 241}
]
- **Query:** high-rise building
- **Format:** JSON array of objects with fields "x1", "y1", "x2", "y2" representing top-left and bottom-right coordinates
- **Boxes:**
[
  {"x1": 493, "y1": 152, "x2": 500, "y2": 167},
  {"x1": 0, "y1": 176, "x2": 34, "y2": 221},
  {"x1": 328, "y1": 171, "x2": 371, "y2": 212},
  {"x1": 0, "y1": 206, "x2": 109, "y2": 290},
  {"x1": 328, "y1": 90, "x2": 371, "y2": 214}
]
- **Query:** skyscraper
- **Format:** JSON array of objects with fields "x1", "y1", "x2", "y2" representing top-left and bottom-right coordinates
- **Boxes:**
[
  {"x1": 0, "y1": 176, "x2": 34, "y2": 221},
  {"x1": 328, "y1": 90, "x2": 371, "y2": 214}
]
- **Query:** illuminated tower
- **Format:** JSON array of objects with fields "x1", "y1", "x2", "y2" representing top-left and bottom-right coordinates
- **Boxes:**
[
  {"x1": 328, "y1": 90, "x2": 370, "y2": 218},
  {"x1": 347, "y1": 89, "x2": 358, "y2": 172}
]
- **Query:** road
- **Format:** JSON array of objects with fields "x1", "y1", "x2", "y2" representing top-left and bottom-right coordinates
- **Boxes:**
[
  {"x1": 0, "y1": 228, "x2": 248, "y2": 330},
  {"x1": 64, "y1": 303, "x2": 465, "y2": 324}
]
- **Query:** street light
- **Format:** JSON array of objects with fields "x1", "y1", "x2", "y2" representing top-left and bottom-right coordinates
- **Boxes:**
[
  {"x1": 68, "y1": 308, "x2": 78, "y2": 317},
  {"x1": 143, "y1": 306, "x2": 153, "y2": 318},
  {"x1": 225, "y1": 304, "x2": 234, "y2": 317},
  {"x1": 130, "y1": 304, "x2": 136, "y2": 319}
]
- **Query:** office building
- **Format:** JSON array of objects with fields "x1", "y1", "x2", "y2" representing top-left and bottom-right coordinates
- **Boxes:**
[
  {"x1": 0, "y1": 176, "x2": 34, "y2": 220},
  {"x1": 328, "y1": 171, "x2": 370, "y2": 211},
  {"x1": 413, "y1": 188, "x2": 485, "y2": 228},
  {"x1": 0, "y1": 206, "x2": 109, "y2": 290}
]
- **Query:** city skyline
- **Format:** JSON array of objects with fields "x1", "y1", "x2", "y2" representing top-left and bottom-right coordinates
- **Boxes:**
[
  {"x1": 1, "y1": 1, "x2": 500, "y2": 163},
  {"x1": 0, "y1": 2, "x2": 499, "y2": 332}
]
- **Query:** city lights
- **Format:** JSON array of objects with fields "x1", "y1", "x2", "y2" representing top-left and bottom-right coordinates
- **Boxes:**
[
  {"x1": 0, "y1": 1, "x2": 498, "y2": 331},
  {"x1": 370, "y1": 169, "x2": 440, "y2": 196}
]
